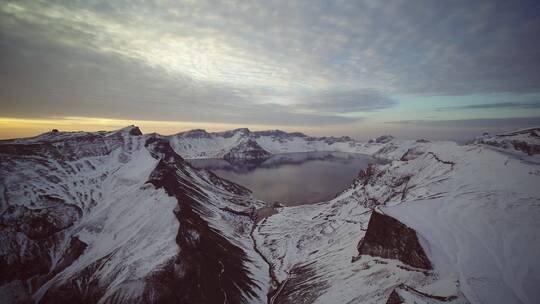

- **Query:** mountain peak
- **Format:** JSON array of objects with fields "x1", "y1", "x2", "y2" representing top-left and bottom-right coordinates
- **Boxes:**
[
  {"x1": 233, "y1": 128, "x2": 251, "y2": 134},
  {"x1": 113, "y1": 125, "x2": 142, "y2": 136},
  {"x1": 179, "y1": 129, "x2": 211, "y2": 138}
]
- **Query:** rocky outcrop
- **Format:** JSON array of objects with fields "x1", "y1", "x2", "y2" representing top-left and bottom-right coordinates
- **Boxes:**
[
  {"x1": 400, "y1": 147, "x2": 425, "y2": 161},
  {"x1": 386, "y1": 289, "x2": 404, "y2": 304},
  {"x1": 269, "y1": 262, "x2": 328, "y2": 304},
  {"x1": 224, "y1": 139, "x2": 272, "y2": 160},
  {"x1": 369, "y1": 135, "x2": 394, "y2": 144},
  {"x1": 179, "y1": 128, "x2": 212, "y2": 138},
  {"x1": 222, "y1": 128, "x2": 251, "y2": 138},
  {"x1": 346, "y1": 164, "x2": 412, "y2": 207},
  {"x1": 385, "y1": 284, "x2": 460, "y2": 304},
  {"x1": 254, "y1": 130, "x2": 307, "y2": 138},
  {"x1": 469, "y1": 127, "x2": 540, "y2": 155},
  {"x1": 357, "y1": 211, "x2": 432, "y2": 270},
  {"x1": 128, "y1": 126, "x2": 143, "y2": 136}
]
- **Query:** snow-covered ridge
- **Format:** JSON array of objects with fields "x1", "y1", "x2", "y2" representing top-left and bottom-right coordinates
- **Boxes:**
[
  {"x1": 167, "y1": 127, "x2": 373, "y2": 159},
  {"x1": 468, "y1": 127, "x2": 540, "y2": 157}
]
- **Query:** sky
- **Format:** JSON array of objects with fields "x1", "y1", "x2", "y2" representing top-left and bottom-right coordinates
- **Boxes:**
[{"x1": 1, "y1": 0, "x2": 540, "y2": 140}]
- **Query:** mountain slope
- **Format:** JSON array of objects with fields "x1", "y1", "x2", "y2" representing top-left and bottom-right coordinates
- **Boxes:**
[
  {"x1": 0, "y1": 126, "x2": 270, "y2": 303},
  {"x1": 254, "y1": 131, "x2": 540, "y2": 304}
]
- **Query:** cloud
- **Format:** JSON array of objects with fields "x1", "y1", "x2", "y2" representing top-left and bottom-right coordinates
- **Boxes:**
[
  {"x1": 212, "y1": 103, "x2": 361, "y2": 126},
  {"x1": 391, "y1": 116, "x2": 540, "y2": 128},
  {"x1": 436, "y1": 101, "x2": 540, "y2": 111},
  {"x1": 299, "y1": 89, "x2": 397, "y2": 113},
  {"x1": 0, "y1": 33, "x2": 359, "y2": 126},
  {"x1": 3, "y1": 0, "x2": 540, "y2": 95},
  {"x1": 1, "y1": 0, "x2": 539, "y2": 129}
]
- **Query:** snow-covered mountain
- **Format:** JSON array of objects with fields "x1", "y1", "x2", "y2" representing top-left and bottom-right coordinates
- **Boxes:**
[
  {"x1": 1, "y1": 126, "x2": 539, "y2": 304},
  {"x1": 166, "y1": 128, "x2": 374, "y2": 159},
  {"x1": 254, "y1": 129, "x2": 540, "y2": 304},
  {"x1": 0, "y1": 126, "x2": 270, "y2": 303},
  {"x1": 468, "y1": 127, "x2": 540, "y2": 157}
]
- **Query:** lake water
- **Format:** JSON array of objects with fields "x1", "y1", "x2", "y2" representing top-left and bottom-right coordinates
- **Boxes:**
[{"x1": 188, "y1": 152, "x2": 380, "y2": 206}]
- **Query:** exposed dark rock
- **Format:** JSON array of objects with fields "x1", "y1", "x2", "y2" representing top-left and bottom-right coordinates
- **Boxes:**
[
  {"x1": 179, "y1": 129, "x2": 211, "y2": 138},
  {"x1": 216, "y1": 128, "x2": 251, "y2": 138},
  {"x1": 0, "y1": 142, "x2": 63, "y2": 158},
  {"x1": 206, "y1": 170, "x2": 252, "y2": 196},
  {"x1": 269, "y1": 262, "x2": 329, "y2": 304},
  {"x1": 40, "y1": 253, "x2": 114, "y2": 304},
  {"x1": 224, "y1": 139, "x2": 272, "y2": 161},
  {"x1": 369, "y1": 135, "x2": 394, "y2": 144},
  {"x1": 253, "y1": 205, "x2": 279, "y2": 223},
  {"x1": 0, "y1": 202, "x2": 81, "y2": 285},
  {"x1": 31, "y1": 236, "x2": 89, "y2": 296},
  {"x1": 143, "y1": 139, "x2": 260, "y2": 304},
  {"x1": 0, "y1": 235, "x2": 52, "y2": 285},
  {"x1": 254, "y1": 130, "x2": 307, "y2": 138},
  {"x1": 1, "y1": 203, "x2": 80, "y2": 240},
  {"x1": 357, "y1": 211, "x2": 432, "y2": 270},
  {"x1": 498, "y1": 127, "x2": 540, "y2": 137},
  {"x1": 468, "y1": 127, "x2": 540, "y2": 155},
  {"x1": 400, "y1": 148, "x2": 425, "y2": 161},
  {"x1": 386, "y1": 289, "x2": 404, "y2": 304},
  {"x1": 306, "y1": 135, "x2": 353, "y2": 144},
  {"x1": 374, "y1": 143, "x2": 398, "y2": 156},
  {"x1": 128, "y1": 126, "x2": 142, "y2": 136},
  {"x1": 145, "y1": 136, "x2": 184, "y2": 164},
  {"x1": 386, "y1": 284, "x2": 459, "y2": 303},
  {"x1": 223, "y1": 157, "x2": 267, "y2": 172},
  {"x1": 512, "y1": 141, "x2": 540, "y2": 155},
  {"x1": 426, "y1": 152, "x2": 455, "y2": 167},
  {"x1": 355, "y1": 164, "x2": 378, "y2": 187},
  {"x1": 51, "y1": 236, "x2": 88, "y2": 276}
]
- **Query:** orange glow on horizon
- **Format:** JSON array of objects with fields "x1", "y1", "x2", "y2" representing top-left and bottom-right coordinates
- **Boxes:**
[{"x1": 0, "y1": 116, "x2": 325, "y2": 140}]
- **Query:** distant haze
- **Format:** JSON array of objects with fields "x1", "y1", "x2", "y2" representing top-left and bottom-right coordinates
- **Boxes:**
[{"x1": 1, "y1": 1, "x2": 539, "y2": 140}]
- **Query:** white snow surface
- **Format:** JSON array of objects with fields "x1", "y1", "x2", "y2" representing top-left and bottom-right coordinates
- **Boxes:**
[
  {"x1": 254, "y1": 135, "x2": 540, "y2": 303},
  {"x1": 381, "y1": 141, "x2": 540, "y2": 304}
]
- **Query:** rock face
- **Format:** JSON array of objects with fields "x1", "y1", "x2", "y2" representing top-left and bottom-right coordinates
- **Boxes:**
[
  {"x1": 385, "y1": 284, "x2": 463, "y2": 304},
  {"x1": 357, "y1": 211, "x2": 432, "y2": 270},
  {"x1": 223, "y1": 139, "x2": 271, "y2": 161},
  {"x1": 142, "y1": 137, "x2": 259, "y2": 303},
  {"x1": 386, "y1": 290, "x2": 404, "y2": 304},
  {"x1": 369, "y1": 135, "x2": 394, "y2": 144}
]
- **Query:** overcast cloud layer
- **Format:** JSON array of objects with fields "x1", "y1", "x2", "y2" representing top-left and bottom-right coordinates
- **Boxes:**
[{"x1": 1, "y1": 0, "x2": 539, "y2": 132}]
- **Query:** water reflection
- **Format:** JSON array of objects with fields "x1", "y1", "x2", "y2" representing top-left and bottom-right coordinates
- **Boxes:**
[{"x1": 189, "y1": 152, "x2": 380, "y2": 206}]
